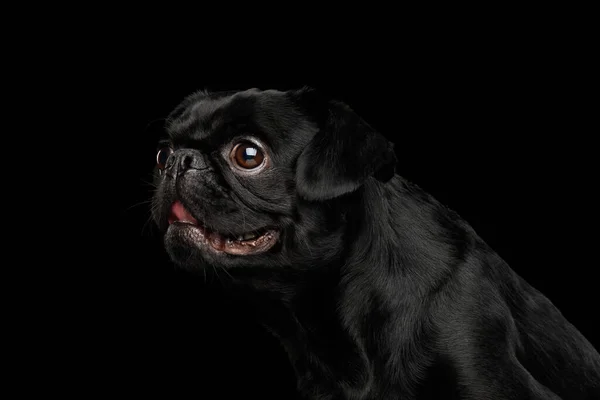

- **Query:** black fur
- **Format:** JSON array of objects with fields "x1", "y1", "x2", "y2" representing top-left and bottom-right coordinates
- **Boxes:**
[{"x1": 152, "y1": 87, "x2": 600, "y2": 399}]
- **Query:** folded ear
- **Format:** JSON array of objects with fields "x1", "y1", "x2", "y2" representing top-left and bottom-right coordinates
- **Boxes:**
[{"x1": 289, "y1": 87, "x2": 397, "y2": 201}]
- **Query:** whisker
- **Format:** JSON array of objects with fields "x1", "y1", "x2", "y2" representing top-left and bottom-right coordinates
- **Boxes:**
[
  {"x1": 239, "y1": 208, "x2": 247, "y2": 233},
  {"x1": 140, "y1": 177, "x2": 158, "y2": 187},
  {"x1": 142, "y1": 183, "x2": 158, "y2": 190},
  {"x1": 140, "y1": 200, "x2": 163, "y2": 237},
  {"x1": 141, "y1": 213, "x2": 157, "y2": 237},
  {"x1": 126, "y1": 200, "x2": 153, "y2": 212},
  {"x1": 219, "y1": 265, "x2": 233, "y2": 280},
  {"x1": 212, "y1": 264, "x2": 222, "y2": 286},
  {"x1": 185, "y1": 249, "x2": 194, "y2": 267},
  {"x1": 144, "y1": 117, "x2": 167, "y2": 132},
  {"x1": 225, "y1": 227, "x2": 236, "y2": 240},
  {"x1": 300, "y1": 232, "x2": 314, "y2": 259}
]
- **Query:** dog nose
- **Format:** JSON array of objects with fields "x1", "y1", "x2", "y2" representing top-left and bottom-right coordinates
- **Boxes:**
[{"x1": 175, "y1": 149, "x2": 208, "y2": 173}]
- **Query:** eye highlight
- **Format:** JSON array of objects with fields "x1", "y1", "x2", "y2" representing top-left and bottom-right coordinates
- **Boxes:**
[
  {"x1": 231, "y1": 141, "x2": 266, "y2": 170},
  {"x1": 156, "y1": 147, "x2": 173, "y2": 170}
]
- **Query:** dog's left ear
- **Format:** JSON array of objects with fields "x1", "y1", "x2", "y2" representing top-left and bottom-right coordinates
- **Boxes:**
[{"x1": 289, "y1": 87, "x2": 397, "y2": 201}]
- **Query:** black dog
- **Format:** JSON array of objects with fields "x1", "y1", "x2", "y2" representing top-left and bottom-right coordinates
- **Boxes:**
[{"x1": 152, "y1": 87, "x2": 600, "y2": 399}]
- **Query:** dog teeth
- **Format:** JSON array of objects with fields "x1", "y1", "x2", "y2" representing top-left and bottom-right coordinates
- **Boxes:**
[{"x1": 232, "y1": 233, "x2": 259, "y2": 242}]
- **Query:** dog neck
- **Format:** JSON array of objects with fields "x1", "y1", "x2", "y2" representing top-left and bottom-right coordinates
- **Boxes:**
[
  {"x1": 235, "y1": 176, "x2": 463, "y2": 395},
  {"x1": 240, "y1": 266, "x2": 372, "y2": 395}
]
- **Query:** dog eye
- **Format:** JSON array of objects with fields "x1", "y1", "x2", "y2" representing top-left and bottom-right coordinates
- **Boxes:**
[
  {"x1": 156, "y1": 147, "x2": 173, "y2": 170},
  {"x1": 231, "y1": 142, "x2": 265, "y2": 170}
]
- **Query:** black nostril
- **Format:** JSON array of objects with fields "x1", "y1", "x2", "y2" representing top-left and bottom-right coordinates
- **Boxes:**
[
  {"x1": 164, "y1": 155, "x2": 175, "y2": 170},
  {"x1": 180, "y1": 155, "x2": 193, "y2": 172},
  {"x1": 174, "y1": 150, "x2": 208, "y2": 174}
]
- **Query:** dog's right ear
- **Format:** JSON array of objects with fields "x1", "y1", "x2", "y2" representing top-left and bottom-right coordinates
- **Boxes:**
[{"x1": 288, "y1": 87, "x2": 397, "y2": 201}]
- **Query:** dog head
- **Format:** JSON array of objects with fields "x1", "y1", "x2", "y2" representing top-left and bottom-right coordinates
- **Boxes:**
[{"x1": 152, "y1": 87, "x2": 396, "y2": 272}]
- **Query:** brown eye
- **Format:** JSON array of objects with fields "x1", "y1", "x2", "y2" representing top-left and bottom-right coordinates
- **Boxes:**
[
  {"x1": 156, "y1": 147, "x2": 173, "y2": 170},
  {"x1": 231, "y1": 142, "x2": 265, "y2": 170}
]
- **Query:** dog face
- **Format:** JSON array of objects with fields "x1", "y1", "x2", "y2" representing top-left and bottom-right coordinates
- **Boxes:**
[{"x1": 152, "y1": 88, "x2": 396, "y2": 272}]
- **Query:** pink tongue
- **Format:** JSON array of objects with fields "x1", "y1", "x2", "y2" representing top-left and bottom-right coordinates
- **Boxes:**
[{"x1": 168, "y1": 201, "x2": 198, "y2": 225}]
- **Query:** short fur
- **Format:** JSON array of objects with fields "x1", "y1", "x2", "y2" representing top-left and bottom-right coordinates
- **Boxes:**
[{"x1": 152, "y1": 87, "x2": 600, "y2": 399}]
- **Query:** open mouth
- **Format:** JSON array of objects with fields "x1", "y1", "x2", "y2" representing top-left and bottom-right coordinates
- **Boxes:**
[{"x1": 167, "y1": 201, "x2": 279, "y2": 256}]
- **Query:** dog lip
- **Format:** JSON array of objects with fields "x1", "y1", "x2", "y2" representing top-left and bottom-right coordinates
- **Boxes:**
[
  {"x1": 166, "y1": 201, "x2": 279, "y2": 256},
  {"x1": 168, "y1": 223, "x2": 279, "y2": 256}
]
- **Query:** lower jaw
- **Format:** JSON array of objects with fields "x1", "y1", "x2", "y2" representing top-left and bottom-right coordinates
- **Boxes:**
[{"x1": 167, "y1": 222, "x2": 279, "y2": 256}]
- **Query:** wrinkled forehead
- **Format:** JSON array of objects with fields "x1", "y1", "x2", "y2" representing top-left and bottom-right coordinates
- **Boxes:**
[{"x1": 165, "y1": 89, "x2": 315, "y2": 150}]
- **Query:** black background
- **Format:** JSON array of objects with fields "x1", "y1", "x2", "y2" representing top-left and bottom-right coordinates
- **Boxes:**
[{"x1": 73, "y1": 23, "x2": 598, "y2": 398}]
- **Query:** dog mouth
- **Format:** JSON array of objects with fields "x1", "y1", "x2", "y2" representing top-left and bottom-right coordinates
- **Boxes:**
[{"x1": 167, "y1": 201, "x2": 279, "y2": 256}]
